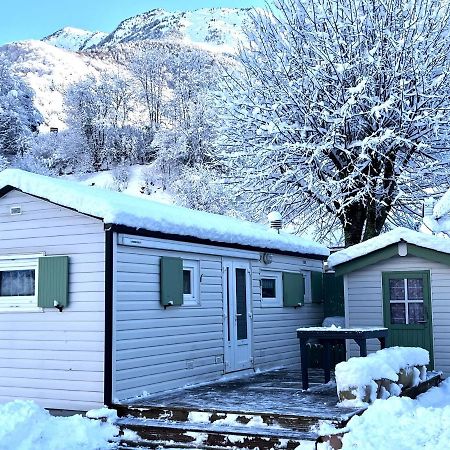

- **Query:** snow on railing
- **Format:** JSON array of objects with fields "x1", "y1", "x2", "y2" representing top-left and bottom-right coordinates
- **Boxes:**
[{"x1": 336, "y1": 347, "x2": 429, "y2": 406}]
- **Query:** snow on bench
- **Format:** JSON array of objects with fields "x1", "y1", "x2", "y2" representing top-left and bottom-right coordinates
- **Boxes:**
[{"x1": 335, "y1": 347, "x2": 429, "y2": 406}]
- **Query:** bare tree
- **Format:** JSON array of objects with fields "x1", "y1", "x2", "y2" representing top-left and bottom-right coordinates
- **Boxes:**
[
  {"x1": 218, "y1": 0, "x2": 450, "y2": 245},
  {"x1": 129, "y1": 45, "x2": 168, "y2": 129}
]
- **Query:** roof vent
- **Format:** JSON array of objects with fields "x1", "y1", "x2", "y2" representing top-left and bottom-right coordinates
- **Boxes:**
[{"x1": 268, "y1": 211, "x2": 282, "y2": 233}]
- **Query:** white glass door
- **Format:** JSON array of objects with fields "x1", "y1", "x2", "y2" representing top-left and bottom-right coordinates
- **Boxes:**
[{"x1": 223, "y1": 259, "x2": 253, "y2": 373}]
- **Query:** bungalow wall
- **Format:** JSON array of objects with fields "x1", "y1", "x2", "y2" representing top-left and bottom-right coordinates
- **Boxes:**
[
  {"x1": 113, "y1": 234, "x2": 324, "y2": 402},
  {"x1": 0, "y1": 190, "x2": 106, "y2": 411},
  {"x1": 344, "y1": 255, "x2": 450, "y2": 375},
  {"x1": 252, "y1": 254, "x2": 324, "y2": 369}
]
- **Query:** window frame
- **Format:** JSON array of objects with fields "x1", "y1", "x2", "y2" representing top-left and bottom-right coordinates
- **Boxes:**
[
  {"x1": 388, "y1": 277, "x2": 426, "y2": 325},
  {"x1": 260, "y1": 270, "x2": 283, "y2": 307},
  {"x1": 182, "y1": 260, "x2": 200, "y2": 307},
  {"x1": 0, "y1": 254, "x2": 42, "y2": 312},
  {"x1": 301, "y1": 271, "x2": 312, "y2": 304}
]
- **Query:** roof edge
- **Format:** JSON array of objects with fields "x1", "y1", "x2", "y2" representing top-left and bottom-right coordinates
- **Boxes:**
[
  {"x1": 107, "y1": 223, "x2": 328, "y2": 260},
  {"x1": 333, "y1": 242, "x2": 450, "y2": 276},
  {"x1": 0, "y1": 185, "x2": 104, "y2": 222}
]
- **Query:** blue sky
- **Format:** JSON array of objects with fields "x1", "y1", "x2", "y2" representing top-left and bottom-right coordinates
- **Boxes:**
[{"x1": 0, "y1": 0, "x2": 267, "y2": 45}]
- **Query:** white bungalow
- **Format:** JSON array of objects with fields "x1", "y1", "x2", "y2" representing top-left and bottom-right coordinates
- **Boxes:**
[{"x1": 0, "y1": 169, "x2": 328, "y2": 411}]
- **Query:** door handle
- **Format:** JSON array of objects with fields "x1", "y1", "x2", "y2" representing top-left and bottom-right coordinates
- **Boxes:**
[{"x1": 236, "y1": 313, "x2": 243, "y2": 317}]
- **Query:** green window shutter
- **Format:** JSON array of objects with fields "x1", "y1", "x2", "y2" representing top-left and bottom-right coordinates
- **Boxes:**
[
  {"x1": 283, "y1": 272, "x2": 305, "y2": 307},
  {"x1": 311, "y1": 271, "x2": 324, "y2": 303},
  {"x1": 37, "y1": 256, "x2": 69, "y2": 308},
  {"x1": 160, "y1": 256, "x2": 183, "y2": 307}
]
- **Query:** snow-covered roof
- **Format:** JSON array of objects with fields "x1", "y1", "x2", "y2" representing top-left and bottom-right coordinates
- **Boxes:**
[
  {"x1": 0, "y1": 169, "x2": 329, "y2": 257},
  {"x1": 328, "y1": 227, "x2": 450, "y2": 268}
]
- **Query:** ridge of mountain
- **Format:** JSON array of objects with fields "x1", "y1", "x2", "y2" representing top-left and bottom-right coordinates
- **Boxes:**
[
  {"x1": 42, "y1": 7, "x2": 254, "y2": 53},
  {"x1": 42, "y1": 27, "x2": 108, "y2": 51}
]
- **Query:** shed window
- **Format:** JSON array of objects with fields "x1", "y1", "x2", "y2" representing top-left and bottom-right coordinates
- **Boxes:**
[
  {"x1": 182, "y1": 260, "x2": 200, "y2": 306},
  {"x1": 260, "y1": 271, "x2": 282, "y2": 307},
  {"x1": 0, "y1": 256, "x2": 39, "y2": 311},
  {"x1": 388, "y1": 277, "x2": 425, "y2": 324}
]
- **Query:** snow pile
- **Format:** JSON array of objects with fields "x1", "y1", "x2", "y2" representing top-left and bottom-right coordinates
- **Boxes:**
[
  {"x1": 0, "y1": 400, "x2": 118, "y2": 450},
  {"x1": 335, "y1": 347, "x2": 429, "y2": 405},
  {"x1": 318, "y1": 378, "x2": 450, "y2": 450},
  {"x1": 328, "y1": 227, "x2": 450, "y2": 268},
  {"x1": 0, "y1": 169, "x2": 329, "y2": 256}
]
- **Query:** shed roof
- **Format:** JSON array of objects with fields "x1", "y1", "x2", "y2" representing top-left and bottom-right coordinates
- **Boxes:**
[
  {"x1": 328, "y1": 227, "x2": 450, "y2": 273},
  {"x1": 0, "y1": 169, "x2": 329, "y2": 258}
]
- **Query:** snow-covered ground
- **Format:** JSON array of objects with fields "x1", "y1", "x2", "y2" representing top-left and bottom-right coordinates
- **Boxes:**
[
  {"x1": 72, "y1": 165, "x2": 174, "y2": 205},
  {"x1": 318, "y1": 378, "x2": 450, "y2": 450},
  {"x1": 0, "y1": 401, "x2": 118, "y2": 450}
]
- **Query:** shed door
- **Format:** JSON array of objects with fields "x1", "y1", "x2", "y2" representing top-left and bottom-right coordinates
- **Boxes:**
[
  {"x1": 382, "y1": 271, "x2": 434, "y2": 368},
  {"x1": 223, "y1": 259, "x2": 253, "y2": 373}
]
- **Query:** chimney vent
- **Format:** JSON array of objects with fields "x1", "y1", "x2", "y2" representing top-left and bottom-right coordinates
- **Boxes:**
[{"x1": 268, "y1": 211, "x2": 282, "y2": 232}]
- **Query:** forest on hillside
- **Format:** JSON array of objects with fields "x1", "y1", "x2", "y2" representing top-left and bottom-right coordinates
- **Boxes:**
[{"x1": 2, "y1": 0, "x2": 450, "y2": 245}]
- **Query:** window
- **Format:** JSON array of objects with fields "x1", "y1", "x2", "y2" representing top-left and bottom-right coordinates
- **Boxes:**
[
  {"x1": 0, "y1": 256, "x2": 40, "y2": 311},
  {"x1": 388, "y1": 277, "x2": 426, "y2": 324},
  {"x1": 182, "y1": 260, "x2": 200, "y2": 306},
  {"x1": 260, "y1": 271, "x2": 282, "y2": 307}
]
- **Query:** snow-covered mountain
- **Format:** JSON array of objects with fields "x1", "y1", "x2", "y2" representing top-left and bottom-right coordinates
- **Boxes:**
[
  {"x1": 42, "y1": 27, "x2": 108, "y2": 52},
  {"x1": 96, "y1": 8, "x2": 253, "y2": 53},
  {"x1": 0, "y1": 7, "x2": 253, "y2": 131},
  {"x1": 0, "y1": 40, "x2": 121, "y2": 130}
]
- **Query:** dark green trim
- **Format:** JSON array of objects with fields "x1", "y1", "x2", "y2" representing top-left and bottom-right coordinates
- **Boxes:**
[
  {"x1": 104, "y1": 229, "x2": 114, "y2": 407},
  {"x1": 37, "y1": 256, "x2": 69, "y2": 308},
  {"x1": 334, "y1": 241, "x2": 450, "y2": 276},
  {"x1": 311, "y1": 271, "x2": 324, "y2": 303},
  {"x1": 382, "y1": 270, "x2": 434, "y2": 369},
  {"x1": 408, "y1": 244, "x2": 450, "y2": 267},
  {"x1": 283, "y1": 272, "x2": 305, "y2": 307},
  {"x1": 334, "y1": 244, "x2": 399, "y2": 276},
  {"x1": 160, "y1": 256, "x2": 184, "y2": 307}
]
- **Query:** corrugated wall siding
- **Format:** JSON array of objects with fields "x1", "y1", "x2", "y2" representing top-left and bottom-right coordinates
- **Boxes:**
[
  {"x1": 113, "y1": 239, "x2": 325, "y2": 401},
  {"x1": 0, "y1": 190, "x2": 105, "y2": 411},
  {"x1": 113, "y1": 242, "x2": 225, "y2": 401},
  {"x1": 345, "y1": 255, "x2": 450, "y2": 375},
  {"x1": 252, "y1": 255, "x2": 324, "y2": 369}
]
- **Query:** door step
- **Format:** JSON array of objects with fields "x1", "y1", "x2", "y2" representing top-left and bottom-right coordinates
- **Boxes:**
[
  {"x1": 112, "y1": 403, "x2": 345, "y2": 449},
  {"x1": 117, "y1": 415, "x2": 319, "y2": 449},
  {"x1": 114, "y1": 403, "x2": 345, "y2": 433}
]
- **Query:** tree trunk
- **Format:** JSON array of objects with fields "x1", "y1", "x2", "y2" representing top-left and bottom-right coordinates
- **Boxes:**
[{"x1": 343, "y1": 201, "x2": 390, "y2": 247}]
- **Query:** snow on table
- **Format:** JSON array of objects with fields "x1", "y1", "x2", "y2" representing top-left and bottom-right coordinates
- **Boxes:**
[
  {"x1": 0, "y1": 168, "x2": 328, "y2": 257},
  {"x1": 296, "y1": 326, "x2": 387, "y2": 333},
  {"x1": 317, "y1": 378, "x2": 450, "y2": 450},
  {"x1": 0, "y1": 400, "x2": 118, "y2": 450},
  {"x1": 327, "y1": 227, "x2": 450, "y2": 268}
]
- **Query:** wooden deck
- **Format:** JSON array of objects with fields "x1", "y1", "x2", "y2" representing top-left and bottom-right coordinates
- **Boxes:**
[
  {"x1": 114, "y1": 368, "x2": 363, "y2": 449},
  {"x1": 125, "y1": 368, "x2": 360, "y2": 420}
]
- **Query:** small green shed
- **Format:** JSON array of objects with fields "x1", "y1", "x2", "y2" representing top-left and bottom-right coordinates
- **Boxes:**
[{"x1": 327, "y1": 227, "x2": 450, "y2": 373}]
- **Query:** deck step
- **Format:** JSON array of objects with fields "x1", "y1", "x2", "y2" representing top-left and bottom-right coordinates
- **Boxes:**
[
  {"x1": 117, "y1": 416, "x2": 320, "y2": 449},
  {"x1": 114, "y1": 404, "x2": 345, "y2": 433}
]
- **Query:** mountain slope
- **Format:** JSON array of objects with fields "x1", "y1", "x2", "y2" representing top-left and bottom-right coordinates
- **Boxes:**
[
  {"x1": 92, "y1": 8, "x2": 252, "y2": 53},
  {"x1": 42, "y1": 27, "x2": 108, "y2": 51},
  {"x1": 0, "y1": 40, "x2": 120, "y2": 130}
]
